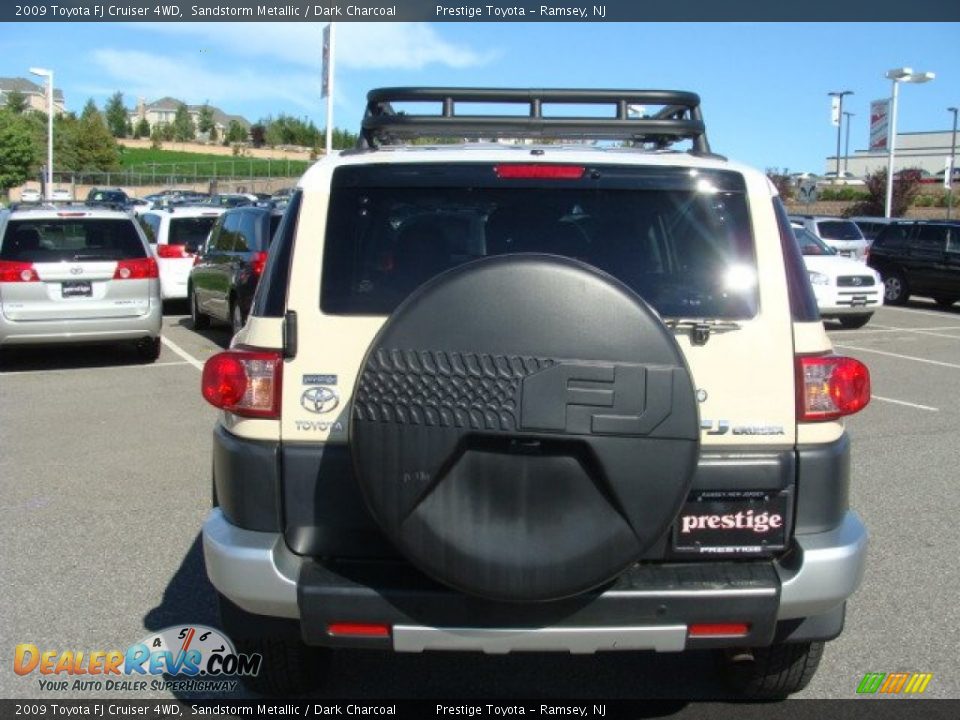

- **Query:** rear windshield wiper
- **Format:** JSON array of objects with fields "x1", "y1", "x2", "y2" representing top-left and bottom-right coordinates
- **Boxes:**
[{"x1": 665, "y1": 319, "x2": 742, "y2": 346}]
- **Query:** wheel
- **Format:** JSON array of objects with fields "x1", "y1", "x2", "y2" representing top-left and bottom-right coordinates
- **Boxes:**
[
  {"x1": 838, "y1": 314, "x2": 872, "y2": 329},
  {"x1": 718, "y1": 641, "x2": 825, "y2": 699},
  {"x1": 217, "y1": 593, "x2": 328, "y2": 696},
  {"x1": 190, "y1": 287, "x2": 210, "y2": 330},
  {"x1": 933, "y1": 296, "x2": 957, "y2": 309},
  {"x1": 136, "y1": 337, "x2": 161, "y2": 363},
  {"x1": 231, "y1": 300, "x2": 245, "y2": 335},
  {"x1": 882, "y1": 270, "x2": 909, "y2": 305}
]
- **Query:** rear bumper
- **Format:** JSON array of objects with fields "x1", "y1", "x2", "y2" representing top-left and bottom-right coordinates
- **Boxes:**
[
  {"x1": 202, "y1": 509, "x2": 867, "y2": 650},
  {"x1": 0, "y1": 303, "x2": 162, "y2": 346}
]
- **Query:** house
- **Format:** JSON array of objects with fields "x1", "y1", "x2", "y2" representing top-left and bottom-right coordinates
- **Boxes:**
[
  {"x1": 129, "y1": 97, "x2": 250, "y2": 139},
  {"x1": 0, "y1": 77, "x2": 66, "y2": 115}
]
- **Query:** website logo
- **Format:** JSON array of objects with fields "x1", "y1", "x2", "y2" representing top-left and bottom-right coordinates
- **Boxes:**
[{"x1": 856, "y1": 672, "x2": 933, "y2": 695}]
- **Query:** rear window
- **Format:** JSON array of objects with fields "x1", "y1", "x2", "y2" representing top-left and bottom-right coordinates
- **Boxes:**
[
  {"x1": 168, "y1": 216, "x2": 218, "y2": 247},
  {"x1": 1, "y1": 218, "x2": 146, "y2": 262},
  {"x1": 269, "y1": 214, "x2": 282, "y2": 241},
  {"x1": 87, "y1": 190, "x2": 127, "y2": 203},
  {"x1": 321, "y1": 164, "x2": 758, "y2": 319},
  {"x1": 816, "y1": 220, "x2": 863, "y2": 241},
  {"x1": 795, "y1": 228, "x2": 835, "y2": 256}
]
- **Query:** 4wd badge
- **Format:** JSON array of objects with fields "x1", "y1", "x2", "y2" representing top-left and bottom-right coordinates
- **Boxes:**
[{"x1": 301, "y1": 386, "x2": 339, "y2": 414}]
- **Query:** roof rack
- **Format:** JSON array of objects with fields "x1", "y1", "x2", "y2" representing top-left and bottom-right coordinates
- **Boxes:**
[{"x1": 358, "y1": 87, "x2": 714, "y2": 155}]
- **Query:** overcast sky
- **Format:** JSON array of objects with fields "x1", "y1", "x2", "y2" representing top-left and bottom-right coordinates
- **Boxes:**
[{"x1": 1, "y1": 21, "x2": 957, "y2": 172}]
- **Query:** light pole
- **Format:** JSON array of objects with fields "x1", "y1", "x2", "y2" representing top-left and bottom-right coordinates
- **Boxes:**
[
  {"x1": 828, "y1": 90, "x2": 853, "y2": 180},
  {"x1": 948, "y1": 106, "x2": 958, "y2": 221},
  {"x1": 29, "y1": 67, "x2": 54, "y2": 201},
  {"x1": 843, "y1": 111, "x2": 855, "y2": 174},
  {"x1": 884, "y1": 67, "x2": 935, "y2": 218}
]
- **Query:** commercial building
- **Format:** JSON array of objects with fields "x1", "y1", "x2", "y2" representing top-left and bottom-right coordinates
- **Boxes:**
[{"x1": 827, "y1": 129, "x2": 958, "y2": 177}]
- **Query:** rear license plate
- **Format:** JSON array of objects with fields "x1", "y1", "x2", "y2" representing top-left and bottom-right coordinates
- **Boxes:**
[
  {"x1": 850, "y1": 296, "x2": 867, "y2": 307},
  {"x1": 673, "y1": 491, "x2": 787, "y2": 554},
  {"x1": 62, "y1": 281, "x2": 92, "y2": 298}
]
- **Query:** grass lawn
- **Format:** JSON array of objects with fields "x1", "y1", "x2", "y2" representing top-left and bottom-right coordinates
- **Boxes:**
[{"x1": 118, "y1": 147, "x2": 311, "y2": 179}]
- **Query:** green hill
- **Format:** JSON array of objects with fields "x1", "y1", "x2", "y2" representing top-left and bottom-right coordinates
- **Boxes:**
[{"x1": 118, "y1": 147, "x2": 311, "y2": 179}]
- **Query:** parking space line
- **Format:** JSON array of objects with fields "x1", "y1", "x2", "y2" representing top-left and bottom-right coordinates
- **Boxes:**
[
  {"x1": 160, "y1": 336, "x2": 205, "y2": 371},
  {"x1": 871, "y1": 395, "x2": 939, "y2": 412},
  {"x1": 0, "y1": 361, "x2": 191, "y2": 377},
  {"x1": 834, "y1": 343, "x2": 960, "y2": 369},
  {"x1": 867, "y1": 324, "x2": 960, "y2": 340},
  {"x1": 880, "y1": 305, "x2": 960, "y2": 320}
]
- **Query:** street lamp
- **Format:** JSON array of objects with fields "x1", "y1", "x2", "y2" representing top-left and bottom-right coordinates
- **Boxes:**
[
  {"x1": 828, "y1": 90, "x2": 853, "y2": 181},
  {"x1": 948, "y1": 107, "x2": 958, "y2": 221},
  {"x1": 29, "y1": 67, "x2": 54, "y2": 201},
  {"x1": 843, "y1": 111, "x2": 855, "y2": 174},
  {"x1": 884, "y1": 67, "x2": 935, "y2": 218}
]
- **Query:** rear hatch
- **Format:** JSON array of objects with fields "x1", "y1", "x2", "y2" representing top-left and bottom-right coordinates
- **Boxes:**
[{"x1": 0, "y1": 216, "x2": 154, "y2": 321}]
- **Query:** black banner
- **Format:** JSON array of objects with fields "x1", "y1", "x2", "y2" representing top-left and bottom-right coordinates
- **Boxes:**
[{"x1": 3, "y1": 0, "x2": 960, "y2": 22}]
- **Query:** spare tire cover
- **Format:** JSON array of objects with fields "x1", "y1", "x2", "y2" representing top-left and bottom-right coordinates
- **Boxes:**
[{"x1": 351, "y1": 255, "x2": 699, "y2": 602}]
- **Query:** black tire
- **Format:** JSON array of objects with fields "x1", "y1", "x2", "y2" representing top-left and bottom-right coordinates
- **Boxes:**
[
  {"x1": 217, "y1": 593, "x2": 328, "y2": 697},
  {"x1": 838, "y1": 314, "x2": 872, "y2": 329},
  {"x1": 231, "y1": 300, "x2": 245, "y2": 336},
  {"x1": 933, "y1": 296, "x2": 957, "y2": 309},
  {"x1": 190, "y1": 287, "x2": 210, "y2": 330},
  {"x1": 718, "y1": 641, "x2": 824, "y2": 699},
  {"x1": 882, "y1": 270, "x2": 909, "y2": 305},
  {"x1": 136, "y1": 337, "x2": 161, "y2": 363}
]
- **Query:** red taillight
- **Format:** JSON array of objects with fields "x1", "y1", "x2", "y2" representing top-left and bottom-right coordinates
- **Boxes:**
[
  {"x1": 0, "y1": 260, "x2": 39, "y2": 282},
  {"x1": 797, "y1": 355, "x2": 871, "y2": 421},
  {"x1": 688, "y1": 623, "x2": 750, "y2": 638},
  {"x1": 113, "y1": 257, "x2": 159, "y2": 280},
  {"x1": 327, "y1": 623, "x2": 391, "y2": 638},
  {"x1": 494, "y1": 164, "x2": 586, "y2": 180},
  {"x1": 157, "y1": 244, "x2": 189, "y2": 258},
  {"x1": 251, "y1": 251, "x2": 268, "y2": 276},
  {"x1": 201, "y1": 349, "x2": 282, "y2": 418}
]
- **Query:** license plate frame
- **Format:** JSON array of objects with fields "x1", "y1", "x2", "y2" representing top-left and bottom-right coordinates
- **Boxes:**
[
  {"x1": 673, "y1": 491, "x2": 788, "y2": 554},
  {"x1": 61, "y1": 280, "x2": 92, "y2": 298}
]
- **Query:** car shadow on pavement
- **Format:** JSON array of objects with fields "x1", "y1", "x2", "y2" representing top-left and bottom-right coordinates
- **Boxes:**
[
  {"x1": 0, "y1": 344, "x2": 154, "y2": 372},
  {"x1": 905, "y1": 299, "x2": 960, "y2": 315},
  {"x1": 146, "y1": 535, "x2": 733, "y2": 706},
  {"x1": 175, "y1": 317, "x2": 233, "y2": 349}
]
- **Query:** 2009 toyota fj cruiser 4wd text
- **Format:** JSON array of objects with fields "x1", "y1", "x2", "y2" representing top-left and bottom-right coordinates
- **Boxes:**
[{"x1": 199, "y1": 88, "x2": 870, "y2": 698}]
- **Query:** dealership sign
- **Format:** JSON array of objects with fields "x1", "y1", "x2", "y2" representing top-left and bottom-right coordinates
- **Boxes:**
[{"x1": 870, "y1": 99, "x2": 891, "y2": 151}]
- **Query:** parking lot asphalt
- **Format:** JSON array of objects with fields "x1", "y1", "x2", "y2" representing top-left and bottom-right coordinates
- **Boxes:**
[{"x1": 2, "y1": 300, "x2": 959, "y2": 707}]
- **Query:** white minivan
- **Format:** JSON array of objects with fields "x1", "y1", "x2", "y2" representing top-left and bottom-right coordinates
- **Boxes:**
[{"x1": 137, "y1": 207, "x2": 224, "y2": 300}]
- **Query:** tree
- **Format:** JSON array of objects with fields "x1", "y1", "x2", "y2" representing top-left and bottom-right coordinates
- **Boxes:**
[
  {"x1": 197, "y1": 103, "x2": 215, "y2": 138},
  {"x1": 172, "y1": 103, "x2": 195, "y2": 142},
  {"x1": 765, "y1": 168, "x2": 793, "y2": 201},
  {"x1": 80, "y1": 98, "x2": 102, "y2": 123},
  {"x1": 70, "y1": 104, "x2": 121, "y2": 171},
  {"x1": 250, "y1": 123, "x2": 266, "y2": 148},
  {"x1": 5, "y1": 89, "x2": 29, "y2": 114},
  {"x1": 133, "y1": 117, "x2": 150, "y2": 139},
  {"x1": 226, "y1": 120, "x2": 248, "y2": 144},
  {"x1": 150, "y1": 124, "x2": 163, "y2": 149},
  {"x1": 105, "y1": 92, "x2": 129, "y2": 138},
  {"x1": 0, "y1": 109, "x2": 38, "y2": 192},
  {"x1": 208, "y1": 125, "x2": 218, "y2": 143},
  {"x1": 845, "y1": 168, "x2": 922, "y2": 218}
]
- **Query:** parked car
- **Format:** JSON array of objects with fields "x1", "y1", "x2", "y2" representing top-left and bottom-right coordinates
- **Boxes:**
[
  {"x1": 789, "y1": 215, "x2": 869, "y2": 261},
  {"x1": 867, "y1": 220, "x2": 960, "y2": 306},
  {"x1": 137, "y1": 206, "x2": 225, "y2": 301},
  {"x1": 19, "y1": 189, "x2": 42, "y2": 203},
  {"x1": 200, "y1": 87, "x2": 871, "y2": 699},
  {"x1": 50, "y1": 189, "x2": 73, "y2": 202},
  {"x1": 85, "y1": 187, "x2": 131, "y2": 208},
  {"x1": 189, "y1": 205, "x2": 283, "y2": 333},
  {"x1": 0, "y1": 204, "x2": 161, "y2": 360},
  {"x1": 849, "y1": 216, "x2": 897, "y2": 244},
  {"x1": 206, "y1": 193, "x2": 258, "y2": 209},
  {"x1": 818, "y1": 171, "x2": 865, "y2": 186},
  {"x1": 794, "y1": 227, "x2": 882, "y2": 328}
]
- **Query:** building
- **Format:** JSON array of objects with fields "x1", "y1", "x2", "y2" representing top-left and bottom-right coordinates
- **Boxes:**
[
  {"x1": 0, "y1": 77, "x2": 66, "y2": 115},
  {"x1": 827, "y1": 129, "x2": 959, "y2": 177},
  {"x1": 129, "y1": 97, "x2": 250, "y2": 139}
]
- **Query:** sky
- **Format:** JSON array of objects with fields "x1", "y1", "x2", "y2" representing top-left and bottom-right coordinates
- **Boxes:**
[{"x1": 1, "y1": 21, "x2": 958, "y2": 173}]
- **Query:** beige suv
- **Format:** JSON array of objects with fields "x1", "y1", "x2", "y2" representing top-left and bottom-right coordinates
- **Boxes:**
[{"x1": 199, "y1": 88, "x2": 871, "y2": 698}]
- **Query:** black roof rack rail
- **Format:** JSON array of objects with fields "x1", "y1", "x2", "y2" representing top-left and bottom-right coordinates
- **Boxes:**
[{"x1": 358, "y1": 87, "x2": 714, "y2": 156}]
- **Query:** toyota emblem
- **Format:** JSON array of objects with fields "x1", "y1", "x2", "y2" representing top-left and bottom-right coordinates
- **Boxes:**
[
  {"x1": 301, "y1": 386, "x2": 339, "y2": 414},
  {"x1": 70, "y1": 267, "x2": 83, "y2": 275}
]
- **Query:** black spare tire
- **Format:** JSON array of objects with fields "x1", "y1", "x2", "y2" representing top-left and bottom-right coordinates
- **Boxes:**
[{"x1": 350, "y1": 255, "x2": 699, "y2": 602}]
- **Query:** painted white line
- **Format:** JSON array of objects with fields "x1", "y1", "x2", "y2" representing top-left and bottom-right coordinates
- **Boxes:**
[
  {"x1": 864, "y1": 324, "x2": 960, "y2": 340},
  {"x1": 161, "y1": 335, "x2": 205, "y2": 371},
  {"x1": 881, "y1": 305, "x2": 960, "y2": 320},
  {"x1": 0, "y1": 361, "x2": 190, "y2": 377},
  {"x1": 834, "y1": 343, "x2": 960, "y2": 369},
  {"x1": 871, "y1": 395, "x2": 939, "y2": 412}
]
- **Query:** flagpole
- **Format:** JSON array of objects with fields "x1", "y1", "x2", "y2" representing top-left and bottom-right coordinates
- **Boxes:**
[{"x1": 325, "y1": 22, "x2": 335, "y2": 156}]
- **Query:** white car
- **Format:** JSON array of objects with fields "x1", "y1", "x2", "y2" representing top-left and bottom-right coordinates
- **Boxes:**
[
  {"x1": 136, "y1": 206, "x2": 225, "y2": 300},
  {"x1": 50, "y1": 189, "x2": 73, "y2": 202},
  {"x1": 19, "y1": 189, "x2": 42, "y2": 203},
  {"x1": 795, "y1": 227, "x2": 882, "y2": 328}
]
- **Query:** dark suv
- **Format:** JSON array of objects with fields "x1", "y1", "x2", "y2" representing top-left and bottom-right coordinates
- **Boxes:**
[
  {"x1": 189, "y1": 205, "x2": 282, "y2": 333},
  {"x1": 867, "y1": 220, "x2": 960, "y2": 306}
]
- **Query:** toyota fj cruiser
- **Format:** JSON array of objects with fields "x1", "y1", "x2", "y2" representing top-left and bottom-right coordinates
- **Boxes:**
[{"x1": 200, "y1": 89, "x2": 871, "y2": 698}]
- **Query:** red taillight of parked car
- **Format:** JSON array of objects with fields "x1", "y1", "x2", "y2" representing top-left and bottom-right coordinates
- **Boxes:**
[
  {"x1": 0, "y1": 260, "x2": 40, "y2": 282},
  {"x1": 156, "y1": 244, "x2": 190, "y2": 258},
  {"x1": 202, "y1": 349, "x2": 282, "y2": 419},
  {"x1": 251, "y1": 251, "x2": 268, "y2": 277},
  {"x1": 796, "y1": 355, "x2": 871, "y2": 421},
  {"x1": 113, "y1": 257, "x2": 159, "y2": 280}
]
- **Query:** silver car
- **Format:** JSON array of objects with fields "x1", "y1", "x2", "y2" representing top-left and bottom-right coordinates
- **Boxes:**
[
  {"x1": 789, "y1": 215, "x2": 870, "y2": 261},
  {"x1": 0, "y1": 205, "x2": 162, "y2": 361}
]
